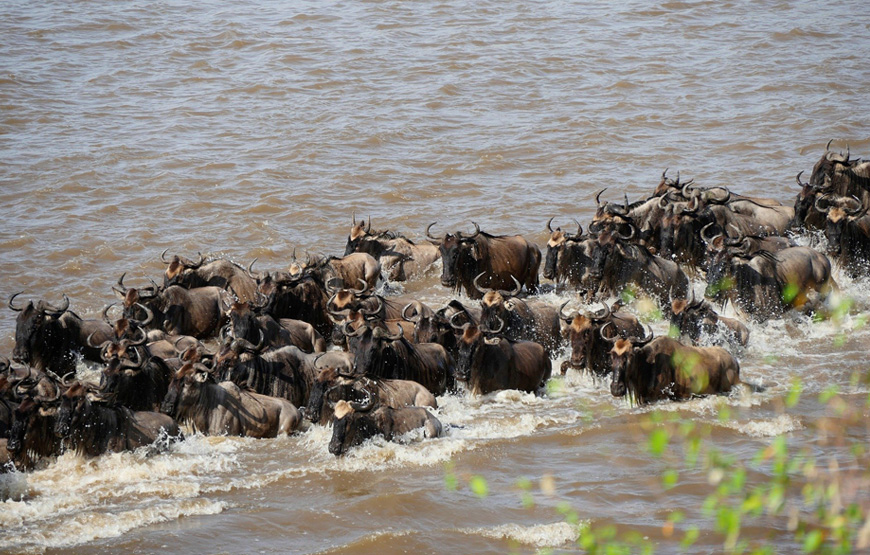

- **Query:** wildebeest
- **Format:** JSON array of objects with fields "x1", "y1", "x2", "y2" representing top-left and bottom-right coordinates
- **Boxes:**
[
  {"x1": 427, "y1": 222, "x2": 541, "y2": 299},
  {"x1": 453, "y1": 323, "x2": 551, "y2": 395},
  {"x1": 303, "y1": 364, "x2": 436, "y2": 425},
  {"x1": 670, "y1": 294, "x2": 750, "y2": 348},
  {"x1": 589, "y1": 227, "x2": 690, "y2": 311},
  {"x1": 328, "y1": 397, "x2": 443, "y2": 456},
  {"x1": 474, "y1": 273, "x2": 562, "y2": 353},
  {"x1": 161, "y1": 363, "x2": 301, "y2": 438},
  {"x1": 97, "y1": 335, "x2": 175, "y2": 412},
  {"x1": 9, "y1": 293, "x2": 113, "y2": 373},
  {"x1": 558, "y1": 301, "x2": 644, "y2": 376},
  {"x1": 543, "y1": 220, "x2": 596, "y2": 290},
  {"x1": 814, "y1": 194, "x2": 870, "y2": 277},
  {"x1": 256, "y1": 270, "x2": 333, "y2": 339},
  {"x1": 793, "y1": 142, "x2": 870, "y2": 231},
  {"x1": 225, "y1": 300, "x2": 326, "y2": 353},
  {"x1": 344, "y1": 214, "x2": 441, "y2": 281},
  {"x1": 54, "y1": 381, "x2": 182, "y2": 457},
  {"x1": 162, "y1": 251, "x2": 260, "y2": 303},
  {"x1": 608, "y1": 332, "x2": 741, "y2": 405},
  {"x1": 305, "y1": 252, "x2": 382, "y2": 292},
  {"x1": 705, "y1": 245, "x2": 836, "y2": 321},
  {"x1": 346, "y1": 323, "x2": 453, "y2": 395},
  {"x1": 213, "y1": 337, "x2": 336, "y2": 408},
  {"x1": 114, "y1": 275, "x2": 229, "y2": 339},
  {"x1": 6, "y1": 376, "x2": 65, "y2": 470}
]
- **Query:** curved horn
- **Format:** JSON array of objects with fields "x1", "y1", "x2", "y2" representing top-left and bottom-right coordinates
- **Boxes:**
[
  {"x1": 358, "y1": 295, "x2": 383, "y2": 318},
  {"x1": 472, "y1": 272, "x2": 493, "y2": 296},
  {"x1": 425, "y1": 222, "x2": 441, "y2": 241},
  {"x1": 796, "y1": 171, "x2": 808, "y2": 187},
  {"x1": 486, "y1": 315, "x2": 505, "y2": 334},
  {"x1": 546, "y1": 217, "x2": 555, "y2": 233},
  {"x1": 600, "y1": 321, "x2": 618, "y2": 343},
  {"x1": 349, "y1": 389, "x2": 375, "y2": 412},
  {"x1": 573, "y1": 219, "x2": 583, "y2": 238},
  {"x1": 161, "y1": 248, "x2": 171, "y2": 264},
  {"x1": 351, "y1": 278, "x2": 369, "y2": 297},
  {"x1": 44, "y1": 294, "x2": 70, "y2": 316},
  {"x1": 826, "y1": 139, "x2": 833, "y2": 153},
  {"x1": 101, "y1": 302, "x2": 116, "y2": 326},
  {"x1": 342, "y1": 320, "x2": 367, "y2": 338},
  {"x1": 634, "y1": 326, "x2": 654, "y2": 347},
  {"x1": 449, "y1": 311, "x2": 471, "y2": 331},
  {"x1": 402, "y1": 302, "x2": 422, "y2": 323},
  {"x1": 846, "y1": 196, "x2": 866, "y2": 218},
  {"x1": 814, "y1": 194, "x2": 833, "y2": 214},
  {"x1": 132, "y1": 303, "x2": 153, "y2": 327},
  {"x1": 616, "y1": 223, "x2": 636, "y2": 241},
  {"x1": 558, "y1": 301, "x2": 577, "y2": 322},
  {"x1": 325, "y1": 277, "x2": 344, "y2": 295},
  {"x1": 700, "y1": 222, "x2": 721, "y2": 244},
  {"x1": 592, "y1": 302, "x2": 611, "y2": 321},
  {"x1": 8, "y1": 292, "x2": 25, "y2": 312},
  {"x1": 113, "y1": 272, "x2": 129, "y2": 296},
  {"x1": 595, "y1": 188, "x2": 607, "y2": 207},
  {"x1": 500, "y1": 275, "x2": 522, "y2": 297},
  {"x1": 458, "y1": 221, "x2": 481, "y2": 240}
]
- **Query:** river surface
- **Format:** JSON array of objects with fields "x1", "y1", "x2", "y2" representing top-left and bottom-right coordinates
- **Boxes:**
[{"x1": 1, "y1": 0, "x2": 869, "y2": 553}]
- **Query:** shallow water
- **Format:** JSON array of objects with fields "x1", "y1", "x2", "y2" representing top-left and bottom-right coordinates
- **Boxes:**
[{"x1": 2, "y1": 0, "x2": 869, "y2": 552}]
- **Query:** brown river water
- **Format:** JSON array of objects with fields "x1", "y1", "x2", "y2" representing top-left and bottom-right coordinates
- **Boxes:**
[{"x1": 1, "y1": 0, "x2": 869, "y2": 553}]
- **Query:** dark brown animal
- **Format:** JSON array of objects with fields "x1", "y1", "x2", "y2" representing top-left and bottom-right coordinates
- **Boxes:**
[{"x1": 328, "y1": 397, "x2": 443, "y2": 456}]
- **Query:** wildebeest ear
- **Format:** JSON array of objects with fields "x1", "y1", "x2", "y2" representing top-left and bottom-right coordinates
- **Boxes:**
[{"x1": 194, "y1": 371, "x2": 209, "y2": 383}]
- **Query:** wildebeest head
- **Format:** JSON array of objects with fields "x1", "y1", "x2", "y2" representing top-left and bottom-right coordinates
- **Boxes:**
[
  {"x1": 670, "y1": 292, "x2": 711, "y2": 343},
  {"x1": 349, "y1": 322, "x2": 405, "y2": 376},
  {"x1": 9, "y1": 293, "x2": 70, "y2": 365},
  {"x1": 543, "y1": 218, "x2": 585, "y2": 281},
  {"x1": 559, "y1": 302, "x2": 614, "y2": 371},
  {"x1": 590, "y1": 188, "x2": 632, "y2": 234},
  {"x1": 703, "y1": 247, "x2": 741, "y2": 305},
  {"x1": 6, "y1": 374, "x2": 64, "y2": 455},
  {"x1": 344, "y1": 213, "x2": 372, "y2": 256},
  {"x1": 475, "y1": 272, "x2": 522, "y2": 331},
  {"x1": 54, "y1": 380, "x2": 94, "y2": 439},
  {"x1": 608, "y1": 328, "x2": 654, "y2": 398},
  {"x1": 328, "y1": 395, "x2": 377, "y2": 456},
  {"x1": 816, "y1": 195, "x2": 867, "y2": 255},
  {"x1": 453, "y1": 318, "x2": 502, "y2": 383},
  {"x1": 426, "y1": 222, "x2": 482, "y2": 289},
  {"x1": 160, "y1": 362, "x2": 211, "y2": 416},
  {"x1": 810, "y1": 140, "x2": 854, "y2": 188},
  {"x1": 161, "y1": 250, "x2": 205, "y2": 288},
  {"x1": 212, "y1": 333, "x2": 264, "y2": 382},
  {"x1": 303, "y1": 361, "x2": 366, "y2": 425}
]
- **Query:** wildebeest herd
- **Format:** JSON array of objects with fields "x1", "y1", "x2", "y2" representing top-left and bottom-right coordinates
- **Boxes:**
[{"x1": 2, "y1": 142, "x2": 868, "y2": 469}]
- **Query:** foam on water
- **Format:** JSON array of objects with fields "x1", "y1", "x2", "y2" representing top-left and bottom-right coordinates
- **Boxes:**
[{"x1": 459, "y1": 521, "x2": 583, "y2": 547}]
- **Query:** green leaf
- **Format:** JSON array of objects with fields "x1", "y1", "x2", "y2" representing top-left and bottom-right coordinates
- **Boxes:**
[
  {"x1": 469, "y1": 475, "x2": 488, "y2": 498},
  {"x1": 662, "y1": 469, "x2": 679, "y2": 490},
  {"x1": 648, "y1": 427, "x2": 669, "y2": 457},
  {"x1": 803, "y1": 529, "x2": 823, "y2": 552},
  {"x1": 818, "y1": 385, "x2": 839, "y2": 404},
  {"x1": 786, "y1": 378, "x2": 803, "y2": 408},
  {"x1": 681, "y1": 527, "x2": 700, "y2": 548},
  {"x1": 782, "y1": 281, "x2": 800, "y2": 303}
]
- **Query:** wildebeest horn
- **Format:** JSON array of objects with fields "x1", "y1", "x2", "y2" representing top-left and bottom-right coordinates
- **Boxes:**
[
  {"x1": 681, "y1": 180, "x2": 694, "y2": 199},
  {"x1": 425, "y1": 222, "x2": 441, "y2": 241},
  {"x1": 8, "y1": 292, "x2": 25, "y2": 312},
  {"x1": 87, "y1": 331, "x2": 110, "y2": 349},
  {"x1": 600, "y1": 321, "x2": 617, "y2": 343},
  {"x1": 351, "y1": 278, "x2": 368, "y2": 296},
  {"x1": 473, "y1": 272, "x2": 493, "y2": 295},
  {"x1": 661, "y1": 168, "x2": 668, "y2": 181},
  {"x1": 161, "y1": 248, "x2": 171, "y2": 264},
  {"x1": 558, "y1": 301, "x2": 577, "y2": 323},
  {"x1": 234, "y1": 329, "x2": 265, "y2": 353},
  {"x1": 592, "y1": 302, "x2": 611, "y2": 321},
  {"x1": 546, "y1": 217, "x2": 555, "y2": 233},
  {"x1": 365, "y1": 216, "x2": 371, "y2": 234},
  {"x1": 632, "y1": 326, "x2": 654, "y2": 346},
  {"x1": 658, "y1": 194, "x2": 671, "y2": 209},
  {"x1": 458, "y1": 221, "x2": 481, "y2": 240},
  {"x1": 449, "y1": 311, "x2": 471, "y2": 331},
  {"x1": 113, "y1": 272, "x2": 129, "y2": 297},
  {"x1": 616, "y1": 223, "x2": 636, "y2": 241},
  {"x1": 131, "y1": 303, "x2": 153, "y2": 327},
  {"x1": 573, "y1": 219, "x2": 583, "y2": 238},
  {"x1": 313, "y1": 353, "x2": 329, "y2": 371},
  {"x1": 700, "y1": 222, "x2": 720, "y2": 244},
  {"x1": 44, "y1": 294, "x2": 70, "y2": 316},
  {"x1": 500, "y1": 275, "x2": 522, "y2": 297},
  {"x1": 826, "y1": 139, "x2": 833, "y2": 153},
  {"x1": 814, "y1": 195, "x2": 832, "y2": 214},
  {"x1": 595, "y1": 188, "x2": 607, "y2": 207},
  {"x1": 349, "y1": 389, "x2": 375, "y2": 412},
  {"x1": 373, "y1": 324, "x2": 404, "y2": 341},
  {"x1": 483, "y1": 315, "x2": 505, "y2": 334},
  {"x1": 101, "y1": 302, "x2": 116, "y2": 326},
  {"x1": 681, "y1": 195, "x2": 700, "y2": 213},
  {"x1": 325, "y1": 277, "x2": 344, "y2": 295},
  {"x1": 341, "y1": 320, "x2": 366, "y2": 337},
  {"x1": 359, "y1": 295, "x2": 383, "y2": 318},
  {"x1": 60, "y1": 372, "x2": 78, "y2": 387},
  {"x1": 402, "y1": 302, "x2": 422, "y2": 323},
  {"x1": 846, "y1": 196, "x2": 866, "y2": 218}
]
